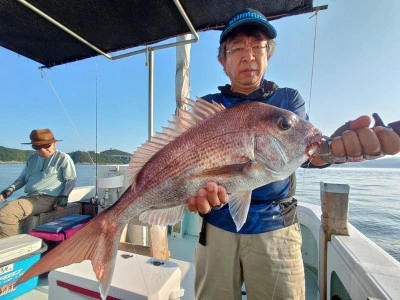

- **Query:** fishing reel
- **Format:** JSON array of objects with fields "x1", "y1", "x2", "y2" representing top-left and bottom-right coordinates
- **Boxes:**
[{"x1": 90, "y1": 194, "x2": 100, "y2": 215}]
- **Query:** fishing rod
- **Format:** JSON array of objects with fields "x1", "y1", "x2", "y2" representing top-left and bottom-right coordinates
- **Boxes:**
[{"x1": 90, "y1": 66, "x2": 100, "y2": 215}]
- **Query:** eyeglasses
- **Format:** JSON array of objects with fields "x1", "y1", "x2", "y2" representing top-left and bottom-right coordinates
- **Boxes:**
[
  {"x1": 225, "y1": 43, "x2": 269, "y2": 57},
  {"x1": 32, "y1": 144, "x2": 52, "y2": 150}
]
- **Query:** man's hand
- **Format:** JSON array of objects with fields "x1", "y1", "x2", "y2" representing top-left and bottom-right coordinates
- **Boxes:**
[
  {"x1": 187, "y1": 181, "x2": 229, "y2": 214},
  {"x1": 0, "y1": 187, "x2": 14, "y2": 202},
  {"x1": 312, "y1": 116, "x2": 400, "y2": 166},
  {"x1": 54, "y1": 195, "x2": 68, "y2": 212},
  {"x1": 53, "y1": 204, "x2": 65, "y2": 212}
]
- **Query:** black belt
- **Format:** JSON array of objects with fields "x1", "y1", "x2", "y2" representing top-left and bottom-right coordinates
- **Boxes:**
[{"x1": 198, "y1": 197, "x2": 298, "y2": 247}]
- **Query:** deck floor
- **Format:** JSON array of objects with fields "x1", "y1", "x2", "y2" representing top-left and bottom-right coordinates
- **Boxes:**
[
  {"x1": 15, "y1": 234, "x2": 318, "y2": 299},
  {"x1": 168, "y1": 234, "x2": 319, "y2": 300}
]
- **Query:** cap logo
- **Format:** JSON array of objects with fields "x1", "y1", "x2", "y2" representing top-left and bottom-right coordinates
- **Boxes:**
[
  {"x1": 220, "y1": 8, "x2": 277, "y2": 43},
  {"x1": 229, "y1": 12, "x2": 266, "y2": 26}
]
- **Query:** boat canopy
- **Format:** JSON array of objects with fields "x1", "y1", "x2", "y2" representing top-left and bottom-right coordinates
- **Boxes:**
[{"x1": 0, "y1": 0, "x2": 326, "y2": 68}]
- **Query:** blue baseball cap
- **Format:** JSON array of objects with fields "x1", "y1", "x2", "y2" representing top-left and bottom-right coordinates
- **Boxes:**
[{"x1": 220, "y1": 8, "x2": 277, "y2": 44}]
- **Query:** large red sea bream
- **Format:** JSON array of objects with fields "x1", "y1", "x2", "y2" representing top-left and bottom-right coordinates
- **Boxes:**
[{"x1": 16, "y1": 99, "x2": 322, "y2": 299}]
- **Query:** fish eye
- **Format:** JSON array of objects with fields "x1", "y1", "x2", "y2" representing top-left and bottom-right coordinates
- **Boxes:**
[{"x1": 277, "y1": 115, "x2": 293, "y2": 130}]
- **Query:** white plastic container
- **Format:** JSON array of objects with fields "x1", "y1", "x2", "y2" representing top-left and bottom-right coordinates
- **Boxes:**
[
  {"x1": 0, "y1": 234, "x2": 42, "y2": 263},
  {"x1": 0, "y1": 234, "x2": 46, "y2": 299},
  {"x1": 48, "y1": 250, "x2": 184, "y2": 299}
]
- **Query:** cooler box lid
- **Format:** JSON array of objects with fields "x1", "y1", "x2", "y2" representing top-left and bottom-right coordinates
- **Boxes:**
[
  {"x1": 0, "y1": 234, "x2": 42, "y2": 265},
  {"x1": 49, "y1": 251, "x2": 184, "y2": 299}
]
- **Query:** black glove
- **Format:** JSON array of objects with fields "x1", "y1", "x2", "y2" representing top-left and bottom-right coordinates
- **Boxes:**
[
  {"x1": 1, "y1": 187, "x2": 14, "y2": 199},
  {"x1": 56, "y1": 195, "x2": 69, "y2": 207}
]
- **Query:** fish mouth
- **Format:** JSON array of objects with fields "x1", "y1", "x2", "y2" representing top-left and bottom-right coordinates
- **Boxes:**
[
  {"x1": 305, "y1": 129, "x2": 323, "y2": 159},
  {"x1": 306, "y1": 141, "x2": 322, "y2": 158}
]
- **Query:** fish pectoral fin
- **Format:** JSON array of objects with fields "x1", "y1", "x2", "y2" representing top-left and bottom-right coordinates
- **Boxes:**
[
  {"x1": 228, "y1": 191, "x2": 252, "y2": 231},
  {"x1": 128, "y1": 214, "x2": 148, "y2": 226},
  {"x1": 191, "y1": 161, "x2": 253, "y2": 179},
  {"x1": 139, "y1": 204, "x2": 187, "y2": 226}
]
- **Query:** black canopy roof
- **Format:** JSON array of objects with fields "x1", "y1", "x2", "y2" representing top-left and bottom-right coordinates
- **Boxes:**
[{"x1": 0, "y1": 0, "x2": 325, "y2": 68}]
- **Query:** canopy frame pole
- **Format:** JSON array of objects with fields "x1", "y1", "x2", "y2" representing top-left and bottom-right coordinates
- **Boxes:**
[
  {"x1": 17, "y1": 0, "x2": 200, "y2": 65},
  {"x1": 148, "y1": 48, "x2": 154, "y2": 139}
]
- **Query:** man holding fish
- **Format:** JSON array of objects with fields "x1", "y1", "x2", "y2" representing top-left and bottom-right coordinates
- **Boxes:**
[{"x1": 187, "y1": 8, "x2": 400, "y2": 299}]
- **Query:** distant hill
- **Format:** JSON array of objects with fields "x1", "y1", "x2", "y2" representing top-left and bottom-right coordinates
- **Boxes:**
[
  {"x1": 0, "y1": 146, "x2": 35, "y2": 162},
  {"x1": 1, "y1": 145, "x2": 399, "y2": 167},
  {"x1": 0, "y1": 146, "x2": 131, "y2": 165}
]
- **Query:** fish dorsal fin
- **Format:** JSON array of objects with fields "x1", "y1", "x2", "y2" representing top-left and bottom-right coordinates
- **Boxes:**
[
  {"x1": 138, "y1": 204, "x2": 187, "y2": 226},
  {"x1": 228, "y1": 191, "x2": 253, "y2": 231},
  {"x1": 128, "y1": 99, "x2": 225, "y2": 186}
]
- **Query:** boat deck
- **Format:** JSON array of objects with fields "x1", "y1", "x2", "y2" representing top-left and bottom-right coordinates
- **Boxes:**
[
  {"x1": 16, "y1": 235, "x2": 197, "y2": 300},
  {"x1": 16, "y1": 233, "x2": 319, "y2": 299}
]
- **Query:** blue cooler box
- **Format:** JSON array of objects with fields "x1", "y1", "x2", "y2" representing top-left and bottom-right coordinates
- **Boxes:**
[{"x1": 0, "y1": 234, "x2": 47, "y2": 299}]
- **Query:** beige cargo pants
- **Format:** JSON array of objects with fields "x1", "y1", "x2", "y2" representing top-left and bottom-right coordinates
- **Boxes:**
[
  {"x1": 0, "y1": 194, "x2": 57, "y2": 238},
  {"x1": 194, "y1": 222, "x2": 305, "y2": 300}
]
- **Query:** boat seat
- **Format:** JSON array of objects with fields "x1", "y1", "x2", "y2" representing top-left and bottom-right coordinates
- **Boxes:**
[{"x1": 19, "y1": 202, "x2": 82, "y2": 234}]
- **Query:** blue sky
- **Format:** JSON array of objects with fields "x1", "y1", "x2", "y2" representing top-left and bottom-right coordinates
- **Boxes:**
[{"x1": 1, "y1": 0, "x2": 399, "y2": 157}]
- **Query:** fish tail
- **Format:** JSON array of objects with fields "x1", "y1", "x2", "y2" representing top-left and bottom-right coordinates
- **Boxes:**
[{"x1": 16, "y1": 212, "x2": 125, "y2": 299}]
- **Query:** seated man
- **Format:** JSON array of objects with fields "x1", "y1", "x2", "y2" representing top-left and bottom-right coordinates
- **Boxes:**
[{"x1": 0, "y1": 128, "x2": 77, "y2": 238}]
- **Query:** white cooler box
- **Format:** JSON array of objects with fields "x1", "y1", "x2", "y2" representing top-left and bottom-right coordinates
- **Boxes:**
[
  {"x1": 0, "y1": 234, "x2": 42, "y2": 263},
  {"x1": 0, "y1": 234, "x2": 46, "y2": 299},
  {"x1": 48, "y1": 250, "x2": 184, "y2": 299}
]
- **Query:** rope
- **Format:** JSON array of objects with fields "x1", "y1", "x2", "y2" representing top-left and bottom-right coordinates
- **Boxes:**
[
  {"x1": 40, "y1": 68, "x2": 95, "y2": 165},
  {"x1": 95, "y1": 66, "x2": 99, "y2": 194},
  {"x1": 307, "y1": 9, "x2": 319, "y2": 117}
]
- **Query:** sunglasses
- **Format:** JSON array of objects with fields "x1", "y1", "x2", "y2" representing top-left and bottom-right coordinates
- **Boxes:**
[{"x1": 32, "y1": 144, "x2": 52, "y2": 150}]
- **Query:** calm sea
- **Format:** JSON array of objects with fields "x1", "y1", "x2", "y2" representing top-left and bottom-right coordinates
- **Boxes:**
[{"x1": 0, "y1": 163, "x2": 399, "y2": 261}]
